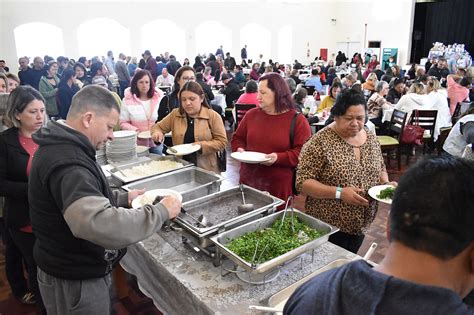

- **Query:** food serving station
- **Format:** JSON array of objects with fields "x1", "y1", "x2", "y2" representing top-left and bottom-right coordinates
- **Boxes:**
[{"x1": 100, "y1": 151, "x2": 361, "y2": 314}]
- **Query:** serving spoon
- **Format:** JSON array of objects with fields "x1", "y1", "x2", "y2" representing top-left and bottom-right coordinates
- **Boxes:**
[{"x1": 237, "y1": 184, "x2": 255, "y2": 214}]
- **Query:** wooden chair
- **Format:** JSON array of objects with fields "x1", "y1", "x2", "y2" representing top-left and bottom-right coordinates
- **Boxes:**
[
  {"x1": 409, "y1": 109, "x2": 438, "y2": 154},
  {"x1": 234, "y1": 103, "x2": 257, "y2": 130},
  {"x1": 377, "y1": 109, "x2": 407, "y2": 171},
  {"x1": 436, "y1": 127, "x2": 452, "y2": 155},
  {"x1": 452, "y1": 102, "x2": 462, "y2": 125}
]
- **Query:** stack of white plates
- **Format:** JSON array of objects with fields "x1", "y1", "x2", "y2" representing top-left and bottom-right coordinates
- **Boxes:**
[
  {"x1": 106, "y1": 130, "x2": 137, "y2": 163},
  {"x1": 96, "y1": 144, "x2": 107, "y2": 165}
]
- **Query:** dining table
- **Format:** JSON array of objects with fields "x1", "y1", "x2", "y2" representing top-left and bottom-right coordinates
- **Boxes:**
[
  {"x1": 210, "y1": 90, "x2": 227, "y2": 112},
  {"x1": 119, "y1": 229, "x2": 358, "y2": 315}
]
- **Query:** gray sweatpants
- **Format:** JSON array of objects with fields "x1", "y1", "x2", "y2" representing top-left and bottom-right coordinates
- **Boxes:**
[{"x1": 37, "y1": 267, "x2": 111, "y2": 315}]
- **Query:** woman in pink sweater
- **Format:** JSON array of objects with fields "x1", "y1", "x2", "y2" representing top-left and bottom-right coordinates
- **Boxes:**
[
  {"x1": 447, "y1": 74, "x2": 471, "y2": 115},
  {"x1": 120, "y1": 70, "x2": 163, "y2": 148},
  {"x1": 236, "y1": 80, "x2": 259, "y2": 106}
]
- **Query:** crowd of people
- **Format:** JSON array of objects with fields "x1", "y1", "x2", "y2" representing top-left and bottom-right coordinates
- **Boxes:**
[{"x1": 0, "y1": 46, "x2": 473, "y2": 314}]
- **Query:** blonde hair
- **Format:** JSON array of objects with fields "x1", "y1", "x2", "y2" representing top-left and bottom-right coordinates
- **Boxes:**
[
  {"x1": 366, "y1": 72, "x2": 377, "y2": 82},
  {"x1": 0, "y1": 93, "x2": 9, "y2": 127},
  {"x1": 409, "y1": 82, "x2": 425, "y2": 95},
  {"x1": 427, "y1": 78, "x2": 441, "y2": 93}
]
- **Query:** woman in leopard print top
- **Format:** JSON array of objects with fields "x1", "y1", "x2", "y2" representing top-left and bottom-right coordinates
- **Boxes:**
[{"x1": 296, "y1": 89, "x2": 396, "y2": 253}]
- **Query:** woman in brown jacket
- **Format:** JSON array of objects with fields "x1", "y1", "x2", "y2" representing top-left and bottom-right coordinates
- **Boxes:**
[{"x1": 151, "y1": 81, "x2": 227, "y2": 173}]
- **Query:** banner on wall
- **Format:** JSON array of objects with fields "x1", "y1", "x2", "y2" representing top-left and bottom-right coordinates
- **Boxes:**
[
  {"x1": 320, "y1": 48, "x2": 328, "y2": 61},
  {"x1": 382, "y1": 48, "x2": 398, "y2": 70}
]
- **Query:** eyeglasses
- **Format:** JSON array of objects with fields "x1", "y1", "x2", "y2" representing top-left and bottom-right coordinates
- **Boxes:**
[{"x1": 182, "y1": 76, "x2": 195, "y2": 81}]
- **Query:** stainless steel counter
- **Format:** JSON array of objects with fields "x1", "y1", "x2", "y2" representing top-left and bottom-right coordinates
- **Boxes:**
[{"x1": 120, "y1": 229, "x2": 357, "y2": 315}]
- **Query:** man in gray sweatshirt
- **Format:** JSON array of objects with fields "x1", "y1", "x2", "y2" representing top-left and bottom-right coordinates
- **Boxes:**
[{"x1": 29, "y1": 85, "x2": 181, "y2": 314}]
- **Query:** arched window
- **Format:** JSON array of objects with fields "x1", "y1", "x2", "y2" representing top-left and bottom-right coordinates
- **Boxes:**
[
  {"x1": 195, "y1": 21, "x2": 232, "y2": 57},
  {"x1": 277, "y1": 25, "x2": 293, "y2": 64},
  {"x1": 141, "y1": 20, "x2": 185, "y2": 60},
  {"x1": 78, "y1": 18, "x2": 130, "y2": 58},
  {"x1": 14, "y1": 23, "x2": 64, "y2": 59},
  {"x1": 240, "y1": 23, "x2": 271, "y2": 63}
]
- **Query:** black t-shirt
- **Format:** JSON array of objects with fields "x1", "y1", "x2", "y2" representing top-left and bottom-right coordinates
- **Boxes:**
[{"x1": 183, "y1": 116, "x2": 197, "y2": 165}]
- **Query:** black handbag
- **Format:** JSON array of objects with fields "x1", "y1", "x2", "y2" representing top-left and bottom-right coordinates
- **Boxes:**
[
  {"x1": 216, "y1": 149, "x2": 227, "y2": 172},
  {"x1": 290, "y1": 113, "x2": 299, "y2": 195}
]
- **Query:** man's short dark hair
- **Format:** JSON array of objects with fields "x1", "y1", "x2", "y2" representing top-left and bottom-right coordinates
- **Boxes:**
[
  {"x1": 57, "y1": 56, "x2": 68, "y2": 63},
  {"x1": 195, "y1": 72, "x2": 204, "y2": 81},
  {"x1": 67, "y1": 85, "x2": 120, "y2": 118},
  {"x1": 311, "y1": 69, "x2": 319, "y2": 76},
  {"x1": 245, "y1": 80, "x2": 258, "y2": 93},
  {"x1": 460, "y1": 77, "x2": 471, "y2": 88},
  {"x1": 393, "y1": 77, "x2": 404, "y2": 87},
  {"x1": 390, "y1": 156, "x2": 474, "y2": 259},
  {"x1": 90, "y1": 62, "x2": 103, "y2": 76}
]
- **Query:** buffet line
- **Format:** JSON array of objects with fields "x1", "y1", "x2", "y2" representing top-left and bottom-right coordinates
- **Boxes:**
[{"x1": 102, "y1": 153, "x2": 362, "y2": 314}]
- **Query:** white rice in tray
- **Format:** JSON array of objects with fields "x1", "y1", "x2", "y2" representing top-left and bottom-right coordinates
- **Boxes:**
[{"x1": 122, "y1": 160, "x2": 184, "y2": 179}]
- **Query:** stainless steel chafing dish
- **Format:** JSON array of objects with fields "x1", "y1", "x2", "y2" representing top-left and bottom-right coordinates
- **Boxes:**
[
  {"x1": 175, "y1": 185, "x2": 283, "y2": 251},
  {"x1": 122, "y1": 166, "x2": 222, "y2": 203},
  {"x1": 210, "y1": 209, "x2": 339, "y2": 274},
  {"x1": 110, "y1": 154, "x2": 192, "y2": 184},
  {"x1": 266, "y1": 258, "x2": 351, "y2": 312}
]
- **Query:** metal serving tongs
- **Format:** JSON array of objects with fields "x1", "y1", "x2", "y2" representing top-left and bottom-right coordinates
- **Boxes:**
[
  {"x1": 279, "y1": 196, "x2": 295, "y2": 233},
  {"x1": 109, "y1": 162, "x2": 127, "y2": 177},
  {"x1": 250, "y1": 240, "x2": 270, "y2": 268}
]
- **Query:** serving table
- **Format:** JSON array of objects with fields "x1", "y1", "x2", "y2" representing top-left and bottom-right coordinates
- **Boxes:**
[{"x1": 120, "y1": 228, "x2": 357, "y2": 315}]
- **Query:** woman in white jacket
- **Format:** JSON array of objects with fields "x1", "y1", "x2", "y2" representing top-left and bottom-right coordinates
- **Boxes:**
[
  {"x1": 425, "y1": 78, "x2": 452, "y2": 141},
  {"x1": 395, "y1": 83, "x2": 430, "y2": 121}
]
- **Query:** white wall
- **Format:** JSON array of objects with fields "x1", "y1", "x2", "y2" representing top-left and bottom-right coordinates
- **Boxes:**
[{"x1": 0, "y1": 0, "x2": 415, "y2": 72}]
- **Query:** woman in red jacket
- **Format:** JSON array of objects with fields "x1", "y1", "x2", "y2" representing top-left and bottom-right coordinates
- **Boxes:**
[{"x1": 231, "y1": 73, "x2": 311, "y2": 202}]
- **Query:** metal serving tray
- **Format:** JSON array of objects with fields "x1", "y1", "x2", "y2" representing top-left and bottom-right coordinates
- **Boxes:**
[
  {"x1": 122, "y1": 166, "x2": 222, "y2": 203},
  {"x1": 267, "y1": 258, "x2": 351, "y2": 312},
  {"x1": 210, "y1": 210, "x2": 339, "y2": 274},
  {"x1": 110, "y1": 154, "x2": 192, "y2": 184},
  {"x1": 176, "y1": 185, "x2": 284, "y2": 239}
]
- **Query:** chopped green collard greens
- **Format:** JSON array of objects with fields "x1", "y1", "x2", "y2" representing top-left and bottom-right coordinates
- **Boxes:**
[
  {"x1": 377, "y1": 187, "x2": 396, "y2": 200},
  {"x1": 225, "y1": 217, "x2": 324, "y2": 264}
]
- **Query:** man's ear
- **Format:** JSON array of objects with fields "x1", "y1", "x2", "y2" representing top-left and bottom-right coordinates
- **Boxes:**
[{"x1": 81, "y1": 112, "x2": 94, "y2": 128}]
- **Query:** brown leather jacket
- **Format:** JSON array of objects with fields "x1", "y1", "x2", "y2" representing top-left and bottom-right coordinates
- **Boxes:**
[{"x1": 151, "y1": 106, "x2": 227, "y2": 173}]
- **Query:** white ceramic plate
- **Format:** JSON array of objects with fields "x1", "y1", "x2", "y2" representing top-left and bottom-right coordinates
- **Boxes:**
[
  {"x1": 113, "y1": 130, "x2": 137, "y2": 138},
  {"x1": 231, "y1": 151, "x2": 270, "y2": 164},
  {"x1": 136, "y1": 145, "x2": 149, "y2": 154},
  {"x1": 167, "y1": 143, "x2": 201, "y2": 156},
  {"x1": 131, "y1": 189, "x2": 183, "y2": 209},
  {"x1": 137, "y1": 130, "x2": 151, "y2": 139},
  {"x1": 368, "y1": 184, "x2": 396, "y2": 204}
]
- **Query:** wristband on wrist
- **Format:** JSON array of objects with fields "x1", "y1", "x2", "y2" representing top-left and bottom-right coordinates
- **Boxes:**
[{"x1": 335, "y1": 186, "x2": 343, "y2": 199}]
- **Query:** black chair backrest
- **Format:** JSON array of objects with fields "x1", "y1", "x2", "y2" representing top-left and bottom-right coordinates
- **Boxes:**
[
  {"x1": 409, "y1": 110, "x2": 438, "y2": 139},
  {"x1": 452, "y1": 102, "x2": 462, "y2": 125},
  {"x1": 235, "y1": 103, "x2": 257, "y2": 129},
  {"x1": 389, "y1": 109, "x2": 408, "y2": 139},
  {"x1": 303, "y1": 85, "x2": 315, "y2": 96}
]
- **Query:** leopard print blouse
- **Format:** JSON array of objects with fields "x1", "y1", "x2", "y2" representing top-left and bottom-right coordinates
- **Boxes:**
[{"x1": 296, "y1": 126, "x2": 386, "y2": 235}]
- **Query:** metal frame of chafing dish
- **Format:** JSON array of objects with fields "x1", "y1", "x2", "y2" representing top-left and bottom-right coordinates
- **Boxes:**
[
  {"x1": 109, "y1": 154, "x2": 193, "y2": 184},
  {"x1": 174, "y1": 185, "x2": 284, "y2": 254},
  {"x1": 122, "y1": 166, "x2": 222, "y2": 203},
  {"x1": 210, "y1": 209, "x2": 339, "y2": 274}
]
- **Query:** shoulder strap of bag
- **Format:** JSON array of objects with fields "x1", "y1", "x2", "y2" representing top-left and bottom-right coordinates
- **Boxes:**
[{"x1": 290, "y1": 112, "x2": 300, "y2": 148}]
